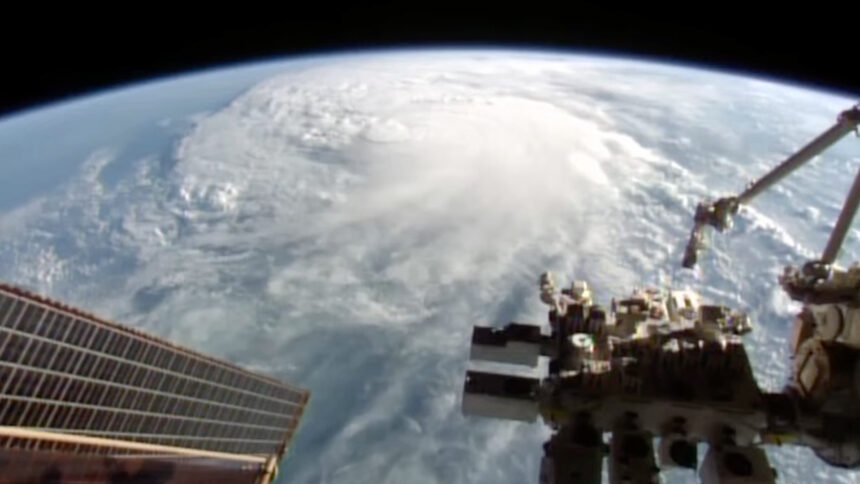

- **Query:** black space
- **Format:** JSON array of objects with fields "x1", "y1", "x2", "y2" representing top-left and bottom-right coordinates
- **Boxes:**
[{"x1": 0, "y1": 7, "x2": 856, "y2": 117}]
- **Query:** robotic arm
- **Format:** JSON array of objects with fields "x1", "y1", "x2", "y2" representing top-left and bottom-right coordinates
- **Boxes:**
[{"x1": 682, "y1": 105, "x2": 860, "y2": 270}]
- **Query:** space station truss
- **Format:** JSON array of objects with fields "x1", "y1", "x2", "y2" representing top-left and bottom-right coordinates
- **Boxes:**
[{"x1": 0, "y1": 280, "x2": 310, "y2": 483}]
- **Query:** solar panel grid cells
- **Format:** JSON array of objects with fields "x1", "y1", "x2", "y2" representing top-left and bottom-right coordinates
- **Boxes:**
[{"x1": 0, "y1": 285, "x2": 310, "y2": 459}]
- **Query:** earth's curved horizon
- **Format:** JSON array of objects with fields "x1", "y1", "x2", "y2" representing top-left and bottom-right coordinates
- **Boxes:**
[
  {"x1": 0, "y1": 49, "x2": 857, "y2": 483},
  {"x1": 10, "y1": 47, "x2": 857, "y2": 120}
]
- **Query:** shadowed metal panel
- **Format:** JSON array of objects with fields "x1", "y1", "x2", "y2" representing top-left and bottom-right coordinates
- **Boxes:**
[
  {"x1": 0, "y1": 447, "x2": 265, "y2": 484},
  {"x1": 0, "y1": 281, "x2": 309, "y2": 461}
]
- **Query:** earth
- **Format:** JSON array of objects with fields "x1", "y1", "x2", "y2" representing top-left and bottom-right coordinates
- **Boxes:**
[{"x1": 0, "y1": 49, "x2": 856, "y2": 483}]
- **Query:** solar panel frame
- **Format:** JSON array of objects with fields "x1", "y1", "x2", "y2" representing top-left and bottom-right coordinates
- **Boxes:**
[{"x1": 0, "y1": 281, "x2": 309, "y2": 460}]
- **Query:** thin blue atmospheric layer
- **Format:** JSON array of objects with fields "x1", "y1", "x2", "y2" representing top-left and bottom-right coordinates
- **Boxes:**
[{"x1": 0, "y1": 46, "x2": 854, "y2": 211}]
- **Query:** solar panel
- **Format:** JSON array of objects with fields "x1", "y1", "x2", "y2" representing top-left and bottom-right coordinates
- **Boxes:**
[{"x1": 0, "y1": 281, "x2": 309, "y2": 483}]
